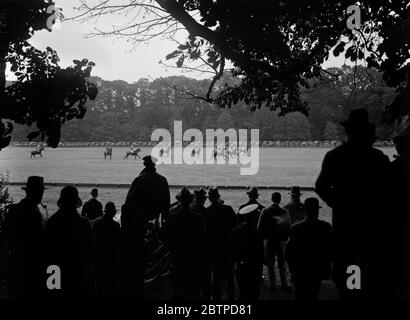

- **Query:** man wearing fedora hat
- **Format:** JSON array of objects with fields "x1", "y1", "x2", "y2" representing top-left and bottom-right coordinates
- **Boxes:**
[
  {"x1": 205, "y1": 187, "x2": 237, "y2": 300},
  {"x1": 286, "y1": 198, "x2": 333, "y2": 300},
  {"x1": 124, "y1": 155, "x2": 170, "y2": 223},
  {"x1": 259, "y1": 192, "x2": 291, "y2": 292},
  {"x1": 43, "y1": 185, "x2": 96, "y2": 299},
  {"x1": 315, "y1": 108, "x2": 390, "y2": 299},
  {"x1": 191, "y1": 188, "x2": 211, "y2": 300},
  {"x1": 92, "y1": 201, "x2": 121, "y2": 299},
  {"x1": 162, "y1": 187, "x2": 207, "y2": 300},
  {"x1": 121, "y1": 155, "x2": 170, "y2": 298},
  {"x1": 3, "y1": 176, "x2": 46, "y2": 299},
  {"x1": 238, "y1": 187, "x2": 264, "y2": 225},
  {"x1": 284, "y1": 186, "x2": 306, "y2": 225}
]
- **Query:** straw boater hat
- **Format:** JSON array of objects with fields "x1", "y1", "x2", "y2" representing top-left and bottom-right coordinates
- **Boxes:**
[
  {"x1": 238, "y1": 203, "x2": 259, "y2": 215},
  {"x1": 21, "y1": 176, "x2": 46, "y2": 191}
]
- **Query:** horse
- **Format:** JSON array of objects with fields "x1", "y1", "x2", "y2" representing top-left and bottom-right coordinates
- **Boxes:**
[
  {"x1": 159, "y1": 146, "x2": 171, "y2": 158},
  {"x1": 104, "y1": 147, "x2": 113, "y2": 160},
  {"x1": 30, "y1": 146, "x2": 44, "y2": 159},
  {"x1": 124, "y1": 148, "x2": 141, "y2": 159}
]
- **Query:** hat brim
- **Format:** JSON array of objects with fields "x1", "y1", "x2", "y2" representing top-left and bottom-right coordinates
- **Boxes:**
[
  {"x1": 57, "y1": 198, "x2": 82, "y2": 208},
  {"x1": 21, "y1": 186, "x2": 47, "y2": 190}
]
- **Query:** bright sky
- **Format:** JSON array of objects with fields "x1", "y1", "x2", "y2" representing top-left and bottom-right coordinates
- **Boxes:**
[{"x1": 6, "y1": 0, "x2": 349, "y2": 83}]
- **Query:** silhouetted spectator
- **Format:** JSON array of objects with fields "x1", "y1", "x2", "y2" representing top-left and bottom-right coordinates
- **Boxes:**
[
  {"x1": 238, "y1": 187, "x2": 264, "y2": 225},
  {"x1": 388, "y1": 133, "x2": 410, "y2": 298},
  {"x1": 315, "y1": 109, "x2": 390, "y2": 299},
  {"x1": 231, "y1": 204, "x2": 264, "y2": 300},
  {"x1": 258, "y1": 192, "x2": 291, "y2": 291},
  {"x1": 81, "y1": 188, "x2": 103, "y2": 220},
  {"x1": 43, "y1": 186, "x2": 96, "y2": 299},
  {"x1": 162, "y1": 187, "x2": 207, "y2": 300},
  {"x1": 286, "y1": 198, "x2": 333, "y2": 300},
  {"x1": 92, "y1": 201, "x2": 120, "y2": 299},
  {"x1": 3, "y1": 176, "x2": 46, "y2": 299},
  {"x1": 284, "y1": 186, "x2": 305, "y2": 225},
  {"x1": 121, "y1": 155, "x2": 170, "y2": 299},
  {"x1": 205, "y1": 187, "x2": 237, "y2": 300},
  {"x1": 191, "y1": 188, "x2": 211, "y2": 300},
  {"x1": 123, "y1": 155, "x2": 170, "y2": 224}
]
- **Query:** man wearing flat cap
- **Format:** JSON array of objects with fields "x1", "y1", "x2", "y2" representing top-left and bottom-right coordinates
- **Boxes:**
[
  {"x1": 3, "y1": 176, "x2": 46, "y2": 299},
  {"x1": 315, "y1": 108, "x2": 390, "y2": 299}
]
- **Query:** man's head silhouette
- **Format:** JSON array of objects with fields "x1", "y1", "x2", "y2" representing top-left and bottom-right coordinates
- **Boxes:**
[
  {"x1": 289, "y1": 186, "x2": 302, "y2": 200},
  {"x1": 22, "y1": 176, "x2": 46, "y2": 205},
  {"x1": 247, "y1": 187, "x2": 259, "y2": 200},
  {"x1": 177, "y1": 187, "x2": 194, "y2": 206},
  {"x1": 272, "y1": 192, "x2": 281, "y2": 204},
  {"x1": 208, "y1": 187, "x2": 221, "y2": 203},
  {"x1": 104, "y1": 201, "x2": 117, "y2": 219},
  {"x1": 341, "y1": 109, "x2": 373, "y2": 146},
  {"x1": 91, "y1": 188, "x2": 98, "y2": 199},
  {"x1": 304, "y1": 197, "x2": 322, "y2": 220},
  {"x1": 57, "y1": 185, "x2": 83, "y2": 209}
]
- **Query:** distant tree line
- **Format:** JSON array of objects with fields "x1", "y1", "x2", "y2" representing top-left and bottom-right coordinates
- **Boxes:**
[{"x1": 10, "y1": 66, "x2": 401, "y2": 142}]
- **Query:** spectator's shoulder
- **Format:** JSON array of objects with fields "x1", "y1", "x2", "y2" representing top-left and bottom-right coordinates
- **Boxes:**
[
  {"x1": 290, "y1": 220, "x2": 305, "y2": 232},
  {"x1": 79, "y1": 215, "x2": 92, "y2": 227},
  {"x1": 325, "y1": 143, "x2": 346, "y2": 159},
  {"x1": 224, "y1": 203, "x2": 235, "y2": 213},
  {"x1": 44, "y1": 211, "x2": 60, "y2": 228},
  {"x1": 317, "y1": 219, "x2": 332, "y2": 230}
]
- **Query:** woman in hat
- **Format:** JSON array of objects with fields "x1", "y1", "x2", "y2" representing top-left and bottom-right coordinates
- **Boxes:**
[{"x1": 43, "y1": 185, "x2": 96, "y2": 299}]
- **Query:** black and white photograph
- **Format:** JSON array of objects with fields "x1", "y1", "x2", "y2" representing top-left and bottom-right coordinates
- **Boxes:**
[{"x1": 0, "y1": 0, "x2": 409, "y2": 311}]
